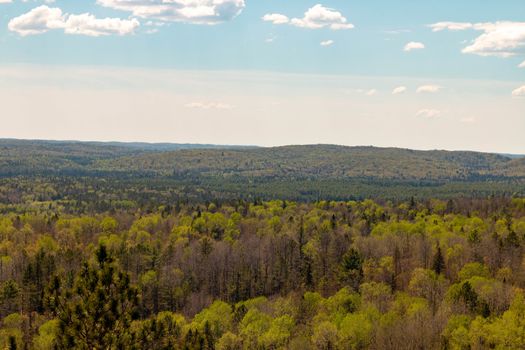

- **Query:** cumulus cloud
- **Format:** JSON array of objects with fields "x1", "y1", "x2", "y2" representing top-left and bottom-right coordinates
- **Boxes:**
[
  {"x1": 392, "y1": 86, "x2": 407, "y2": 95},
  {"x1": 464, "y1": 22, "x2": 525, "y2": 57},
  {"x1": 417, "y1": 85, "x2": 442, "y2": 93},
  {"x1": 365, "y1": 89, "x2": 377, "y2": 96},
  {"x1": 263, "y1": 4, "x2": 354, "y2": 30},
  {"x1": 8, "y1": 5, "x2": 64, "y2": 36},
  {"x1": 185, "y1": 102, "x2": 234, "y2": 110},
  {"x1": 519, "y1": 60, "x2": 525, "y2": 68},
  {"x1": 0, "y1": 0, "x2": 12, "y2": 3},
  {"x1": 404, "y1": 41, "x2": 425, "y2": 51},
  {"x1": 512, "y1": 85, "x2": 525, "y2": 97},
  {"x1": 65, "y1": 14, "x2": 139, "y2": 36},
  {"x1": 416, "y1": 109, "x2": 441, "y2": 118},
  {"x1": 97, "y1": 0, "x2": 245, "y2": 25},
  {"x1": 430, "y1": 21, "x2": 525, "y2": 58},
  {"x1": 320, "y1": 39, "x2": 334, "y2": 46},
  {"x1": 8, "y1": 5, "x2": 139, "y2": 36},
  {"x1": 262, "y1": 13, "x2": 289, "y2": 25}
]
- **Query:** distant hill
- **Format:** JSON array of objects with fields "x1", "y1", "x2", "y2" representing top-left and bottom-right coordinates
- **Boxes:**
[
  {"x1": 1, "y1": 139, "x2": 524, "y2": 201},
  {"x1": 96, "y1": 144, "x2": 525, "y2": 181},
  {"x1": 0, "y1": 139, "x2": 254, "y2": 175}
]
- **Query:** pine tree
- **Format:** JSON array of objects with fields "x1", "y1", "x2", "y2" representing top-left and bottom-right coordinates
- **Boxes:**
[
  {"x1": 341, "y1": 248, "x2": 363, "y2": 291},
  {"x1": 432, "y1": 245, "x2": 445, "y2": 275},
  {"x1": 45, "y1": 244, "x2": 139, "y2": 349}
]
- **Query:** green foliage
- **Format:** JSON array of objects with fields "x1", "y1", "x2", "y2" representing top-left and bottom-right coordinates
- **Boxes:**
[
  {"x1": 0, "y1": 196, "x2": 523, "y2": 348},
  {"x1": 46, "y1": 245, "x2": 139, "y2": 349},
  {"x1": 458, "y1": 262, "x2": 490, "y2": 281},
  {"x1": 33, "y1": 320, "x2": 59, "y2": 350},
  {"x1": 132, "y1": 311, "x2": 186, "y2": 349},
  {"x1": 191, "y1": 301, "x2": 233, "y2": 339}
]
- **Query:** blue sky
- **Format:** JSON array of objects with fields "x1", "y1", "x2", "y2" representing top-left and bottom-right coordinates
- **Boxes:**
[{"x1": 1, "y1": 0, "x2": 524, "y2": 152}]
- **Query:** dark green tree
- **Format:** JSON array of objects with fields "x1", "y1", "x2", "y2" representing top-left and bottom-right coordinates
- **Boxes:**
[
  {"x1": 1, "y1": 280, "x2": 20, "y2": 316},
  {"x1": 341, "y1": 248, "x2": 363, "y2": 290},
  {"x1": 432, "y1": 245, "x2": 445, "y2": 275},
  {"x1": 458, "y1": 281, "x2": 478, "y2": 313},
  {"x1": 45, "y1": 244, "x2": 139, "y2": 349}
]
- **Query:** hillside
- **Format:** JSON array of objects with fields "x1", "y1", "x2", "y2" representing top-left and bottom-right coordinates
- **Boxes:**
[
  {"x1": 96, "y1": 144, "x2": 525, "y2": 181},
  {"x1": 1, "y1": 140, "x2": 524, "y2": 202},
  {"x1": 0, "y1": 139, "x2": 252, "y2": 175},
  {"x1": 2, "y1": 139, "x2": 524, "y2": 180}
]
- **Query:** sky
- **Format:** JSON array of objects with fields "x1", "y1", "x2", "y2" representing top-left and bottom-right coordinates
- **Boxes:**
[{"x1": 0, "y1": 0, "x2": 524, "y2": 153}]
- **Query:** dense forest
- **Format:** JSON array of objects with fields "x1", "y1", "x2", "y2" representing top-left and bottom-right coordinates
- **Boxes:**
[
  {"x1": 1, "y1": 140, "x2": 525, "y2": 349},
  {"x1": 0, "y1": 197, "x2": 525, "y2": 349},
  {"x1": 1, "y1": 140, "x2": 525, "y2": 202}
]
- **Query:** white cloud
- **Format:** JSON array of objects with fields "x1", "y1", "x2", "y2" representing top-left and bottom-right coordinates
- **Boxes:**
[
  {"x1": 185, "y1": 102, "x2": 234, "y2": 110},
  {"x1": 384, "y1": 29, "x2": 410, "y2": 35},
  {"x1": 320, "y1": 39, "x2": 334, "y2": 47},
  {"x1": 404, "y1": 41, "x2": 425, "y2": 51},
  {"x1": 430, "y1": 21, "x2": 525, "y2": 58},
  {"x1": 519, "y1": 60, "x2": 525, "y2": 68},
  {"x1": 428, "y1": 22, "x2": 473, "y2": 32},
  {"x1": 65, "y1": 14, "x2": 139, "y2": 37},
  {"x1": 416, "y1": 109, "x2": 441, "y2": 118},
  {"x1": 392, "y1": 86, "x2": 407, "y2": 95},
  {"x1": 417, "y1": 85, "x2": 442, "y2": 93},
  {"x1": 145, "y1": 21, "x2": 166, "y2": 27},
  {"x1": 464, "y1": 22, "x2": 525, "y2": 57},
  {"x1": 264, "y1": 4, "x2": 354, "y2": 31},
  {"x1": 8, "y1": 5, "x2": 64, "y2": 36},
  {"x1": 262, "y1": 13, "x2": 289, "y2": 25},
  {"x1": 8, "y1": 6, "x2": 139, "y2": 36},
  {"x1": 512, "y1": 85, "x2": 525, "y2": 97},
  {"x1": 0, "y1": 0, "x2": 13, "y2": 3},
  {"x1": 97, "y1": 0, "x2": 245, "y2": 25},
  {"x1": 365, "y1": 89, "x2": 377, "y2": 96}
]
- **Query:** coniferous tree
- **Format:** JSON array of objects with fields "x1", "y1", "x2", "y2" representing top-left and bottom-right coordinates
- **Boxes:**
[
  {"x1": 45, "y1": 244, "x2": 139, "y2": 349},
  {"x1": 432, "y1": 245, "x2": 445, "y2": 275},
  {"x1": 341, "y1": 248, "x2": 363, "y2": 291}
]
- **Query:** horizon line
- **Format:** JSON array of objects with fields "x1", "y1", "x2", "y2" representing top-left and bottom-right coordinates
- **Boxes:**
[{"x1": 1, "y1": 137, "x2": 523, "y2": 157}]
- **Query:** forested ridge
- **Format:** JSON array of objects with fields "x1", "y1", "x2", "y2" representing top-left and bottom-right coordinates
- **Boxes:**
[
  {"x1": 0, "y1": 198, "x2": 525, "y2": 349},
  {"x1": 1, "y1": 140, "x2": 525, "y2": 202},
  {"x1": 2, "y1": 140, "x2": 525, "y2": 180}
]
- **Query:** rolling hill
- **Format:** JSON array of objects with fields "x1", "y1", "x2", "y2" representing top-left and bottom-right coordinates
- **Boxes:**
[
  {"x1": 93, "y1": 144, "x2": 525, "y2": 181},
  {"x1": 1, "y1": 139, "x2": 524, "y2": 202}
]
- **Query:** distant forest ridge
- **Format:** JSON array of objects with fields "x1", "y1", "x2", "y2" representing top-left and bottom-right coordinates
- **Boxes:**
[
  {"x1": 1, "y1": 139, "x2": 524, "y2": 180},
  {"x1": 1, "y1": 139, "x2": 524, "y2": 202}
]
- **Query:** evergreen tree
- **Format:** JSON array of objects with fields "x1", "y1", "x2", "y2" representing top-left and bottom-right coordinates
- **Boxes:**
[
  {"x1": 432, "y1": 245, "x2": 445, "y2": 275},
  {"x1": 341, "y1": 248, "x2": 363, "y2": 290},
  {"x1": 45, "y1": 244, "x2": 139, "y2": 349}
]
